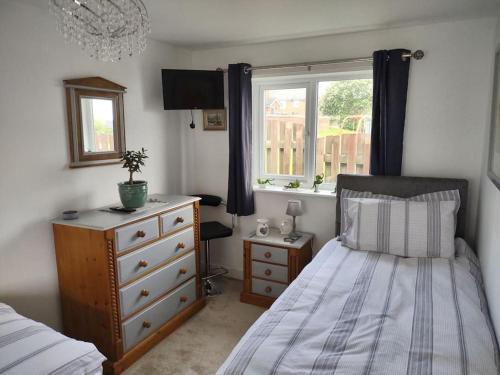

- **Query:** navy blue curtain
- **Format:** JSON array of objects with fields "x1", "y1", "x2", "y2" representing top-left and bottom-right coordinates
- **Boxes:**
[
  {"x1": 370, "y1": 49, "x2": 411, "y2": 176},
  {"x1": 227, "y1": 63, "x2": 255, "y2": 216}
]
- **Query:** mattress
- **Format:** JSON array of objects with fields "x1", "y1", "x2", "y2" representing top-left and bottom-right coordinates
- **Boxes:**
[
  {"x1": 0, "y1": 303, "x2": 106, "y2": 375},
  {"x1": 218, "y1": 238, "x2": 499, "y2": 375}
]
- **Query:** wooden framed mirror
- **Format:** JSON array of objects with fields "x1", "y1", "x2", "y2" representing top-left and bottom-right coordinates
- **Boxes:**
[{"x1": 64, "y1": 77, "x2": 126, "y2": 168}]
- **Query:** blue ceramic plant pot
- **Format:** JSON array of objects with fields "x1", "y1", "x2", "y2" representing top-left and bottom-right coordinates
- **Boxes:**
[{"x1": 118, "y1": 181, "x2": 148, "y2": 208}]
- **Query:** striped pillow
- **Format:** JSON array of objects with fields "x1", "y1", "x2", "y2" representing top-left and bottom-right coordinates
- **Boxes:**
[
  {"x1": 340, "y1": 188, "x2": 461, "y2": 235},
  {"x1": 342, "y1": 198, "x2": 457, "y2": 258}
]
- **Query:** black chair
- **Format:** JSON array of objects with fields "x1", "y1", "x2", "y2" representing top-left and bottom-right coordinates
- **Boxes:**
[{"x1": 195, "y1": 194, "x2": 233, "y2": 295}]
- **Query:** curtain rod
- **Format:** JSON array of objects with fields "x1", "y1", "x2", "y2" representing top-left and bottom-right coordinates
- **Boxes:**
[{"x1": 218, "y1": 49, "x2": 424, "y2": 73}]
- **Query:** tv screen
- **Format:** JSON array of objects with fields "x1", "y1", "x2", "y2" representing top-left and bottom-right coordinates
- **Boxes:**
[{"x1": 162, "y1": 69, "x2": 224, "y2": 110}]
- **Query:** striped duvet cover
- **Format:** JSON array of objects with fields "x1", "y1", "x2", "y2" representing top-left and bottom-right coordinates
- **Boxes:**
[
  {"x1": 0, "y1": 304, "x2": 105, "y2": 375},
  {"x1": 218, "y1": 238, "x2": 499, "y2": 375}
]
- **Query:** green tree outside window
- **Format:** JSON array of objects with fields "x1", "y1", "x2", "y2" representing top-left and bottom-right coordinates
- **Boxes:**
[{"x1": 319, "y1": 79, "x2": 372, "y2": 131}]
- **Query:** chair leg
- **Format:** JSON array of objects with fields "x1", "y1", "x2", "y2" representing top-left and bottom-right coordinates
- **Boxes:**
[
  {"x1": 205, "y1": 240, "x2": 210, "y2": 277},
  {"x1": 202, "y1": 240, "x2": 228, "y2": 296},
  {"x1": 203, "y1": 240, "x2": 215, "y2": 295}
]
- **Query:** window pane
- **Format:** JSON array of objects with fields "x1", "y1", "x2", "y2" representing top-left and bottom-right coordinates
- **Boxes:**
[
  {"x1": 316, "y1": 79, "x2": 372, "y2": 183},
  {"x1": 264, "y1": 88, "x2": 306, "y2": 176},
  {"x1": 81, "y1": 97, "x2": 115, "y2": 153}
]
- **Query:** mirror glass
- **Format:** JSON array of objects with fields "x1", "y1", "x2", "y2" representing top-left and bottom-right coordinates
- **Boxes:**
[{"x1": 80, "y1": 97, "x2": 115, "y2": 153}]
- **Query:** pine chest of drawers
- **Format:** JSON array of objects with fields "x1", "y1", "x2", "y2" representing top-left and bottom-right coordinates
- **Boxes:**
[
  {"x1": 52, "y1": 195, "x2": 204, "y2": 374},
  {"x1": 240, "y1": 229, "x2": 313, "y2": 308}
]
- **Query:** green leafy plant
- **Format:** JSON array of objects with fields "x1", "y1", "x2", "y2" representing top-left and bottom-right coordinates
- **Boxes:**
[
  {"x1": 312, "y1": 173, "x2": 324, "y2": 189},
  {"x1": 284, "y1": 179, "x2": 301, "y2": 189},
  {"x1": 319, "y1": 80, "x2": 372, "y2": 131},
  {"x1": 121, "y1": 148, "x2": 148, "y2": 184},
  {"x1": 257, "y1": 178, "x2": 274, "y2": 185}
]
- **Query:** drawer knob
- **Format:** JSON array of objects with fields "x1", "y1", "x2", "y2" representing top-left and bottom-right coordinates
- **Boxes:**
[
  {"x1": 265, "y1": 286, "x2": 272, "y2": 294},
  {"x1": 138, "y1": 260, "x2": 148, "y2": 268},
  {"x1": 140, "y1": 289, "x2": 150, "y2": 297},
  {"x1": 264, "y1": 252, "x2": 272, "y2": 259},
  {"x1": 179, "y1": 268, "x2": 188, "y2": 275},
  {"x1": 179, "y1": 295, "x2": 188, "y2": 303},
  {"x1": 136, "y1": 230, "x2": 146, "y2": 238},
  {"x1": 175, "y1": 217, "x2": 185, "y2": 224},
  {"x1": 142, "y1": 321, "x2": 151, "y2": 328},
  {"x1": 177, "y1": 242, "x2": 185, "y2": 249},
  {"x1": 265, "y1": 269, "x2": 272, "y2": 276}
]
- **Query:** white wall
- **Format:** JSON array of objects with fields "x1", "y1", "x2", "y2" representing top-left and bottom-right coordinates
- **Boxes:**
[
  {"x1": 0, "y1": 1, "x2": 191, "y2": 328},
  {"x1": 187, "y1": 17, "x2": 497, "y2": 279},
  {"x1": 478, "y1": 179, "x2": 500, "y2": 345},
  {"x1": 476, "y1": 18, "x2": 500, "y2": 346}
]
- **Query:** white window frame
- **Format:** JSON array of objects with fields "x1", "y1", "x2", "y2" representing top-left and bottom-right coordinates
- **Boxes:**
[{"x1": 252, "y1": 70, "x2": 372, "y2": 190}]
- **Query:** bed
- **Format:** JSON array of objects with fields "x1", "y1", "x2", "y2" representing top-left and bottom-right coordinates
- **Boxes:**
[
  {"x1": 0, "y1": 303, "x2": 106, "y2": 375},
  {"x1": 218, "y1": 175, "x2": 500, "y2": 375}
]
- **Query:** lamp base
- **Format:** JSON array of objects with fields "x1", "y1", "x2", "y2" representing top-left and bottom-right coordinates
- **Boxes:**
[{"x1": 284, "y1": 216, "x2": 302, "y2": 243}]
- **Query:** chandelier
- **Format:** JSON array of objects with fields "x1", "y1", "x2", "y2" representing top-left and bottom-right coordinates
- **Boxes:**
[{"x1": 49, "y1": 0, "x2": 151, "y2": 62}]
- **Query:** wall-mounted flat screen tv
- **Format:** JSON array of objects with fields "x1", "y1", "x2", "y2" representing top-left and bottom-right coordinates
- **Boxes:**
[{"x1": 162, "y1": 69, "x2": 224, "y2": 110}]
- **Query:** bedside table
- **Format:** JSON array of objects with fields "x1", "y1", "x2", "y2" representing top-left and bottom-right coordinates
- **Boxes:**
[{"x1": 240, "y1": 229, "x2": 313, "y2": 308}]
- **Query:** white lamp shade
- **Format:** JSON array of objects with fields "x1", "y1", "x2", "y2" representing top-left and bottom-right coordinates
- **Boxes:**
[{"x1": 286, "y1": 200, "x2": 303, "y2": 216}]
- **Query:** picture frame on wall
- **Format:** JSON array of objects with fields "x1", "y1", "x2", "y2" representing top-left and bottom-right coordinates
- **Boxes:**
[
  {"x1": 203, "y1": 109, "x2": 227, "y2": 131},
  {"x1": 488, "y1": 51, "x2": 500, "y2": 190}
]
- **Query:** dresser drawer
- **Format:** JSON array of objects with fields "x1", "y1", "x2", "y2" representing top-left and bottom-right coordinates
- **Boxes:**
[
  {"x1": 119, "y1": 252, "x2": 196, "y2": 317},
  {"x1": 251, "y1": 244, "x2": 288, "y2": 265},
  {"x1": 115, "y1": 217, "x2": 159, "y2": 254},
  {"x1": 252, "y1": 278, "x2": 287, "y2": 299},
  {"x1": 252, "y1": 261, "x2": 288, "y2": 283},
  {"x1": 160, "y1": 205, "x2": 193, "y2": 235},
  {"x1": 117, "y1": 227, "x2": 195, "y2": 285},
  {"x1": 122, "y1": 278, "x2": 196, "y2": 352}
]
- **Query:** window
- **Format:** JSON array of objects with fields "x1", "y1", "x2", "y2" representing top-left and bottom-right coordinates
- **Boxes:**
[
  {"x1": 263, "y1": 87, "x2": 307, "y2": 176},
  {"x1": 253, "y1": 71, "x2": 372, "y2": 189}
]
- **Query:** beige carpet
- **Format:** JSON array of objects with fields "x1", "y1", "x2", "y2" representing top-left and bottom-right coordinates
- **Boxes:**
[{"x1": 124, "y1": 278, "x2": 266, "y2": 375}]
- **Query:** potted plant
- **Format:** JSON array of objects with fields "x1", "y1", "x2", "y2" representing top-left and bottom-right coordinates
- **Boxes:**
[
  {"x1": 257, "y1": 178, "x2": 274, "y2": 188},
  {"x1": 284, "y1": 179, "x2": 301, "y2": 190},
  {"x1": 118, "y1": 148, "x2": 149, "y2": 208},
  {"x1": 312, "y1": 173, "x2": 324, "y2": 192}
]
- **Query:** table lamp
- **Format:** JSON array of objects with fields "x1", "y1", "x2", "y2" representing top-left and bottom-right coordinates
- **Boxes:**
[{"x1": 285, "y1": 199, "x2": 303, "y2": 242}]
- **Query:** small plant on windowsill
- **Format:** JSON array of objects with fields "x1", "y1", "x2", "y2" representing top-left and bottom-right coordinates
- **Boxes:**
[
  {"x1": 257, "y1": 178, "x2": 274, "y2": 189},
  {"x1": 118, "y1": 148, "x2": 149, "y2": 209},
  {"x1": 312, "y1": 173, "x2": 324, "y2": 192},
  {"x1": 284, "y1": 179, "x2": 301, "y2": 190}
]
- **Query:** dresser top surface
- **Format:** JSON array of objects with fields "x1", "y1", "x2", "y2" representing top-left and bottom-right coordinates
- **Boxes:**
[
  {"x1": 52, "y1": 194, "x2": 200, "y2": 230},
  {"x1": 242, "y1": 228, "x2": 314, "y2": 249}
]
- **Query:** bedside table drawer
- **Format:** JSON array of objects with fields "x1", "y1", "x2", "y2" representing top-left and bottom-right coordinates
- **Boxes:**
[
  {"x1": 117, "y1": 227, "x2": 194, "y2": 285},
  {"x1": 122, "y1": 278, "x2": 196, "y2": 352},
  {"x1": 115, "y1": 217, "x2": 159, "y2": 254},
  {"x1": 160, "y1": 205, "x2": 193, "y2": 235},
  {"x1": 252, "y1": 278, "x2": 287, "y2": 298},
  {"x1": 252, "y1": 244, "x2": 288, "y2": 265},
  {"x1": 252, "y1": 261, "x2": 288, "y2": 283},
  {"x1": 119, "y1": 252, "x2": 196, "y2": 318}
]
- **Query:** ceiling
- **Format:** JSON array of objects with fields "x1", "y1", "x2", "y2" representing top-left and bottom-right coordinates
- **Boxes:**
[
  {"x1": 143, "y1": 0, "x2": 500, "y2": 49},
  {"x1": 14, "y1": 0, "x2": 500, "y2": 49}
]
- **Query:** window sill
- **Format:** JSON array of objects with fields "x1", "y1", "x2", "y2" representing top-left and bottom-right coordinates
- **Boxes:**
[{"x1": 253, "y1": 185, "x2": 336, "y2": 198}]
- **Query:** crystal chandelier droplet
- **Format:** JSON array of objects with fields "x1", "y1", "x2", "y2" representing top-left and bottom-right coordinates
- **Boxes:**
[{"x1": 49, "y1": 0, "x2": 151, "y2": 62}]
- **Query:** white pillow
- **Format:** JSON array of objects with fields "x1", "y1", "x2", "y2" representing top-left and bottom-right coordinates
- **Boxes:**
[
  {"x1": 342, "y1": 197, "x2": 457, "y2": 258},
  {"x1": 339, "y1": 188, "x2": 461, "y2": 235}
]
